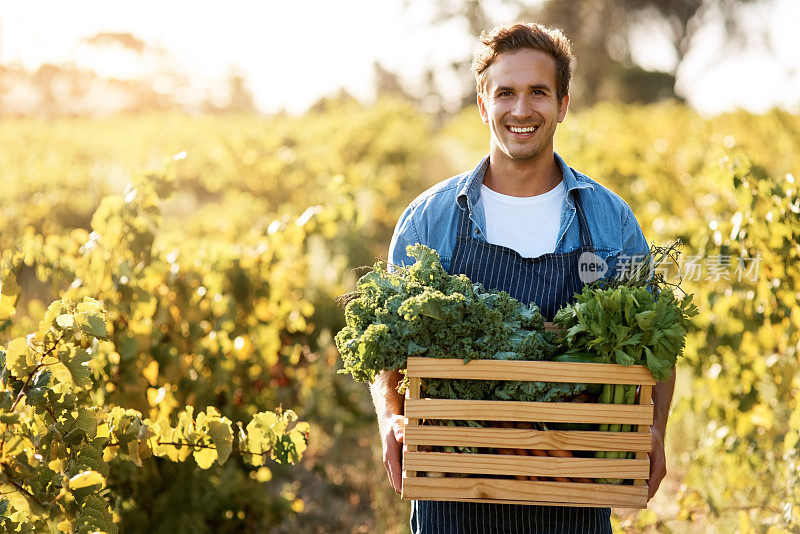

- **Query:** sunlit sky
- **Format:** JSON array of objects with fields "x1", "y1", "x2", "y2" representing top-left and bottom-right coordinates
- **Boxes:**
[{"x1": 1, "y1": 0, "x2": 798, "y2": 115}]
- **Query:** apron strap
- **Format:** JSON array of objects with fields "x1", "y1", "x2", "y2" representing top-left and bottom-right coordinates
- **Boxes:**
[
  {"x1": 456, "y1": 203, "x2": 472, "y2": 238},
  {"x1": 572, "y1": 189, "x2": 593, "y2": 249}
]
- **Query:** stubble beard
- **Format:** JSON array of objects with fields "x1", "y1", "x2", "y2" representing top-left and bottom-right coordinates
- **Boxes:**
[{"x1": 494, "y1": 122, "x2": 556, "y2": 164}]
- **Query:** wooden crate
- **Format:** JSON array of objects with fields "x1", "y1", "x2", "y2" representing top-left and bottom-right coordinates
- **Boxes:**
[{"x1": 401, "y1": 354, "x2": 655, "y2": 508}]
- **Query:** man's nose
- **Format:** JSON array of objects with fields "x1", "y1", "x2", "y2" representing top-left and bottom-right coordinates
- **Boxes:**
[{"x1": 511, "y1": 95, "x2": 532, "y2": 118}]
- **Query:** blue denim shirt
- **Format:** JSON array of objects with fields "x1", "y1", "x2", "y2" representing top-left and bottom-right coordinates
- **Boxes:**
[{"x1": 389, "y1": 153, "x2": 649, "y2": 271}]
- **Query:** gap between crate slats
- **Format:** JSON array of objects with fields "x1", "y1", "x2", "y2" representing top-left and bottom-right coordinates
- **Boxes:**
[
  {"x1": 403, "y1": 377, "x2": 421, "y2": 478},
  {"x1": 635, "y1": 384, "x2": 653, "y2": 487}
]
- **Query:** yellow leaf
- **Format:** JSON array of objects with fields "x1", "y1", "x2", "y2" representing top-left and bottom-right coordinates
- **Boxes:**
[
  {"x1": 142, "y1": 360, "x2": 159, "y2": 386},
  {"x1": 5, "y1": 337, "x2": 34, "y2": 375},
  {"x1": 1, "y1": 483, "x2": 30, "y2": 513},
  {"x1": 56, "y1": 314, "x2": 75, "y2": 329},
  {"x1": 48, "y1": 459, "x2": 65, "y2": 473},
  {"x1": 77, "y1": 297, "x2": 104, "y2": 315},
  {"x1": 0, "y1": 272, "x2": 20, "y2": 320},
  {"x1": 193, "y1": 446, "x2": 217, "y2": 469},
  {"x1": 69, "y1": 470, "x2": 106, "y2": 489},
  {"x1": 96, "y1": 421, "x2": 110, "y2": 439}
]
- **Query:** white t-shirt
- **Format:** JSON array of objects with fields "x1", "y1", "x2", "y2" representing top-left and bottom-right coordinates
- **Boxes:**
[{"x1": 480, "y1": 181, "x2": 565, "y2": 258}]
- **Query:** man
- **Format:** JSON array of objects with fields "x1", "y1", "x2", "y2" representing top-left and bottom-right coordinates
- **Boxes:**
[{"x1": 371, "y1": 22, "x2": 674, "y2": 533}]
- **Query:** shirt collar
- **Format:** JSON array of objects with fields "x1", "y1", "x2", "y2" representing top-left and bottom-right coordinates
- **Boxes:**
[{"x1": 456, "y1": 152, "x2": 593, "y2": 209}]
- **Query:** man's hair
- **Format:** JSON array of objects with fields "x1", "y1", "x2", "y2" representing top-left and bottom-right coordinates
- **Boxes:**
[{"x1": 471, "y1": 22, "x2": 575, "y2": 102}]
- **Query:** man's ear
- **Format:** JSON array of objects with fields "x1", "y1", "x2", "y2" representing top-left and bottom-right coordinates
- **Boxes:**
[
  {"x1": 477, "y1": 93, "x2": 489, "y2": 124},
  {"x1": 557, "y1": 94, "x2": 570, "y2": 123}
]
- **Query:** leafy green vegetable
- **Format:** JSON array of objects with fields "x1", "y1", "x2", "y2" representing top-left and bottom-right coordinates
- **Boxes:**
[
  {"x1": 553, "y1": 243, "x2": 699, "y2": 481},
  {"x1": 553, "y1": 269, "x2": 698, "y2": 381},
  {"x1": 335, "y1": 244, "x2": 585, "y2": 402}
]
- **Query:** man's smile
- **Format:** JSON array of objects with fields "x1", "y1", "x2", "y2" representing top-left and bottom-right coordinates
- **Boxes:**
[{"x1": 506, "y1": 125, "x2": 539, "y2": 137}]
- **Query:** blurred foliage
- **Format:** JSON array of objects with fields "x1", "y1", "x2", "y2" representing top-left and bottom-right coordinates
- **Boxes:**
[
  {"x1": 1, "y1": 98, "x2": 799, "y2": 532},
  {"x1": 418, "y1": 0, "x2": 769, "y2": 109},
  {"x1": 1, "y1": 98, "x2": 431, "y2": 532}
]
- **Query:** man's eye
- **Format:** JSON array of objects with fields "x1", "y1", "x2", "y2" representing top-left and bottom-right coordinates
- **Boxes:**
[
  {"x1": 498, "y1": 91, "x2": 512, "y2": 97},
  {"x1": 532, "y1": 90, "x2": 545, "y2": 96}
]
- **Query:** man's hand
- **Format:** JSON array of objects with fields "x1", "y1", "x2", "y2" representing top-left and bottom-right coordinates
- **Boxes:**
[
  {"x1": 382, "y1": 414, "x2": 405, "y2": 494},
  {"x1": 647, "y1": 428, "x2": 666, "y2": 501}
]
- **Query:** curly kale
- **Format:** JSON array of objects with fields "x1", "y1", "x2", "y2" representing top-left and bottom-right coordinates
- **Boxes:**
[{"x1": 335, "y1": 244, "x2": 586, "y2": 402}]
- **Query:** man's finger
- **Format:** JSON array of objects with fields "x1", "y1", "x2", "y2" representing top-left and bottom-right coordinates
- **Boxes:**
[
  {"x1": 387, "y1": 448, "x2": 403, "y2": 493},
  {"x1": 383, "y1": 428, "x2": 404, "y2": 494},
  {"x1": 392, "y1": 416, "x2": 405, "y2": 443},
  {"x1": 646, "y1": 450, "x2": 666, "y2": 501}
]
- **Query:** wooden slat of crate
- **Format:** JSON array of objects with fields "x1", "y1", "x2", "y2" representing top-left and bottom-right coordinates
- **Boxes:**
[
  {"x1": 404, "y1": 452, "x2": 650, "y2": 479},
  {"x1": 406, "y1": 357, "x2": 655, "y2": 385},
  {"x1": 401, "y1": 358, "x2": 655, "y2": 508},
  {"x1": 405, "y1": 398, "x2": 653, "y2": 425},
  {"x1": 402, "y1": 476, "x2": 648, "y2": 508},
  {"x1": 403, "y1": 425, "x2": 652, "y2": 452},
  {"x1": 398, "y1": 497, "x2": 608, "y2": 508}
]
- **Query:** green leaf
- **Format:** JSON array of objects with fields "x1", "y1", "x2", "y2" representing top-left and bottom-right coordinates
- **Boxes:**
[
  {"x1": 73, "y1": 443, "x2": 109, "y2": 478},
  {"x1": 75, "y1": 312, "x2": 108, "y2": 340},
  {"x1": 64, "y1": 348, "x2": 93, "y2": 389},
  {"x1": 0, "y1": 413, "x2": 19, "y2": 424},
  {"x1": 634, "y1": 310, "x2": 657, "y2": 331},
  {"x1": 208, "y1": 419, "x2": 233, "y2": 465},
  {"x1": 644, "y1": 346, "x2": 673, "y2": 382},
  {"x1": 75, "y1": 495, "x2": 117, "y2": 534},
  {"x1": 26, "y1": 369, "x2": 52, "y2": 407},
  {"x1": 74, "y1": 407, "x2": 98, "y2": 439},
  {"x1": 613, "y1": 349, "x2": 635, "y2": 366}
]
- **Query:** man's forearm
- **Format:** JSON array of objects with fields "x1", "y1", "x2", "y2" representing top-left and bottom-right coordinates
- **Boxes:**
[
  {"x1": 370, "y1": 370, "x2": 404, "y2": 436},
  {"x1": 651, "y1": 368, "x2": 676, "y2": 436}
]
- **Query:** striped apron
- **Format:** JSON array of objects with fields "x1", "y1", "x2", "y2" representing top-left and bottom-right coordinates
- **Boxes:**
[{"x1": 410, "y1": 188, "x2": 612, "y2": 533}]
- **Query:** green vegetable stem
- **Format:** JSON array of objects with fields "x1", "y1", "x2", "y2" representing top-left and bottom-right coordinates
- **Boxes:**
[{"x1": 553, "y1": 242, "x2": 698, "y2": 484}]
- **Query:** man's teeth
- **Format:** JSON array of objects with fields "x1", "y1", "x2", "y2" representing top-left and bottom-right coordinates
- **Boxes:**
[{"x1": 509, "y1": 126, "x2": 537, "y2": 133}]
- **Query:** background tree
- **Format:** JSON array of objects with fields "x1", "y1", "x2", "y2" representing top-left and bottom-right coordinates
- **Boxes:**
[{"x1": 413, "y1": 0, "x2": 773, "y2": 108}]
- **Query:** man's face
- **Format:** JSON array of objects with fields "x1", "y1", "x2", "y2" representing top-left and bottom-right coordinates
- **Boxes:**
[{"x1": 477, "y1": 48, "x2": 569, "y2": 163}]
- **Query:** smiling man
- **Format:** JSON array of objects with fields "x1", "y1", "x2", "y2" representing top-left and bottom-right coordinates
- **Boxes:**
[{"x1": 371, "y1": 22, "x2": 674, "y2": 533}]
